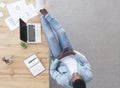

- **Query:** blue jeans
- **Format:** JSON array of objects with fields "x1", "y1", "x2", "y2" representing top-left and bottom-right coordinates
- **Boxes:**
[{"x1": 41, "y1": 13, "x2": 73, "y2": 59}]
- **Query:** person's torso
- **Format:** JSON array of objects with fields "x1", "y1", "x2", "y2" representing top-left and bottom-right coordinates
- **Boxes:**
[{"x1": 57, "y1": 53, "x2": 83, "y2": 88}]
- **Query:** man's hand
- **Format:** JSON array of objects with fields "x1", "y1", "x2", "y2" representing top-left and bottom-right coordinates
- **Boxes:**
[
  {"x1": 67, "y1": 49, "x2": 76, "y2": 55},
  {"x1": 58, "y1": 49, "x2": 76, "y2": 60},
  {"x1": 58, "y1": 51, "x2": 65, "y2": 60}
]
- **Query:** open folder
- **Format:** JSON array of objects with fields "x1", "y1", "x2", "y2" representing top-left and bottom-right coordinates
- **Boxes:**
[{"x1": 24, "y1": 54, "x2": 45, "y2": 76}]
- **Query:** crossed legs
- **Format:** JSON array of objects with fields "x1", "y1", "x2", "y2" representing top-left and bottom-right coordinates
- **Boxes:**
[{"x1": 40, "y1": 9, "x2": 73, "y2": 59}]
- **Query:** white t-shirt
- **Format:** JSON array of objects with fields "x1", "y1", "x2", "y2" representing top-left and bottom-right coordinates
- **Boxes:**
[{"x1": 61, "y1": 55, "x2": 78, "y2": 75}]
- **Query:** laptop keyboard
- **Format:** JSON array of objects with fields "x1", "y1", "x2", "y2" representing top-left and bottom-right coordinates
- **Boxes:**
[{"x1": 28, "y1": 25, "x2": 35, "y2": 42}]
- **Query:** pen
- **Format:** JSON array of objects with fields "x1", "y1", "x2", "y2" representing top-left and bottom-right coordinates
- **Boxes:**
[{"x1": 29, "y1": 58, "x2": 36, "y2": 63}]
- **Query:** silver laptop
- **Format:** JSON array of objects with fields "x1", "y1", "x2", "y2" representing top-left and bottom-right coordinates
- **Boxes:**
[{"x1": 19, "y1": 19, "x2": 41, "y2": 43}]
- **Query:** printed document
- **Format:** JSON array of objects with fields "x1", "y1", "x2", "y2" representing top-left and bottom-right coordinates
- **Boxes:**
[
  {"x1": 5, "y1": 0, "x2": 38, "y2": 30},
  {"x1": 5, "y1": 17, "x2": 19, "y2": 30},
  {"x1": 20, "y1": 4, "x2": 38, "y2": 22},
  {"x1": 7, "y1": 0, "x2": 27, "y2": 20}
]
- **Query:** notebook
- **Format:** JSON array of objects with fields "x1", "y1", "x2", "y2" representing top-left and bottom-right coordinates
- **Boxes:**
[{"x1": 24, "y1": 54, "x2": 45, "y2": 76}]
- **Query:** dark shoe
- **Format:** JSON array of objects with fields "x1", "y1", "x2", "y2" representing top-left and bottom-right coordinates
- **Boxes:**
[{"x1": 40, "y1": 9, "x2": 48, "y2": 16}]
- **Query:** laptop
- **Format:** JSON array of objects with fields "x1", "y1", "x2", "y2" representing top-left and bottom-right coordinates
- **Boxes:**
[{"x1": 19, "y1": 19, "x2": 41, "y2": 43}]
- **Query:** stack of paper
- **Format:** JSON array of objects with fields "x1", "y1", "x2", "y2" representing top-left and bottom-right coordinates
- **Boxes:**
[
  {"x1": 24, "y1": 54, "x2": 45, "y2": 76},
  {"x1": 5, "y1": 0, "x2": 38, "y2": 30}
]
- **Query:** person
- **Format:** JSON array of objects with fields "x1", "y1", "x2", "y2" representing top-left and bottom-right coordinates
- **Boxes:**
[{"x1": 39, "y1": 9, "x2": 93, "y2": 88}]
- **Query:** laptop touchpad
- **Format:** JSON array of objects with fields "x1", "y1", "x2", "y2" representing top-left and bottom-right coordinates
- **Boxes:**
[{"x1": 28, "y1": 25, "x2": 35, "y2": 42}]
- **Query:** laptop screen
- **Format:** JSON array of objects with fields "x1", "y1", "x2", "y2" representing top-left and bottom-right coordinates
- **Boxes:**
[{"x1": 19, "y1": 19, "x2": 27, "y2": 42}]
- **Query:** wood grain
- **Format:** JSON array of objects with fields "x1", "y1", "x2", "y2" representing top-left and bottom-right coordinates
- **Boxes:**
[{"x1": 0, "y1": 0, "x2": 49, "y2": 88}]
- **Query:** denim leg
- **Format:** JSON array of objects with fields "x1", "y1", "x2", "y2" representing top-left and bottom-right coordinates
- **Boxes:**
[
  {"x1": 45, "y1": 14, "x2": 73, "y2": 50},
  {"x1": 41, "y1": 16, "x2": 62, "y2": 58}
]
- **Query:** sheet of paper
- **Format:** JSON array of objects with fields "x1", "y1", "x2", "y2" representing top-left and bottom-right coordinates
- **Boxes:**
[
  {"x1": 20, "y1": 4, "x2": 38, "y2": 22},
  {"x1": 0, "y1": 12, "x2": 3, "y2": 18},
  {"x1": 7, "y1": 0, "x2": 27, "y2": 20},
  {"x1": 0, "y1": 2, "x2": 6, "y2": 8},
  {"x1": 5, "y1": 16, "x2": 19, "y2": 31}
]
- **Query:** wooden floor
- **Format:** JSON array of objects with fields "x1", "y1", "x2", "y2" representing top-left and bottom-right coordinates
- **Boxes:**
[{"x1": 0, "y1": 0, "x2": 49, "y2": 88}]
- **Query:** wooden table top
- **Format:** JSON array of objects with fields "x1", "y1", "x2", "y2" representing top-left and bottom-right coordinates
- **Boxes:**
[{"x1": 0, "y1": 0, "x2": 49, "y2": 88}]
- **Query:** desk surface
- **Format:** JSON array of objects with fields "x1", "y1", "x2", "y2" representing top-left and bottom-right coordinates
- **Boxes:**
[{"x1": 0, "y1": 0, "x2": 49, "y2": 88}]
